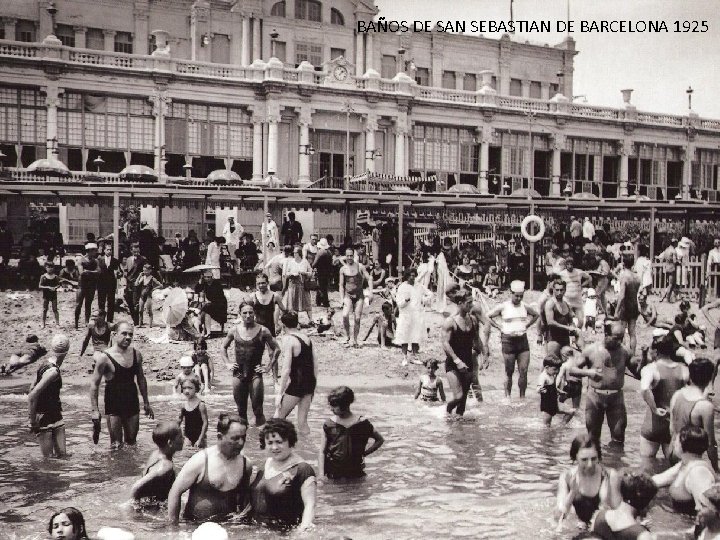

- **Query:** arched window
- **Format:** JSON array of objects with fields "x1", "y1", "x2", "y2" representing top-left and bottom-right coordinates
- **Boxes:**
[
  {"x1": 330, "y1": 8, "x2": 344, "y2": 25},
  {"x1": 271, "y1": 1, "x2": 286, "y2": 16},
  {"x1": 295, "y1": 0, "x2": 322, "y2": 22}
]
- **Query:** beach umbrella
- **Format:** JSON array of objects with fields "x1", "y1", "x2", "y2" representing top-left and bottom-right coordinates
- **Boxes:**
[
  {"x1": 183, "y1": 264, "x2": 220, "y2": 273},
  {"x1": 163, "y1": 287, "x2": 189, "y2": 327},
  {"x1": 510, "y1": 187, "x2": 542, "y2": 198},
  {"x1": 26, "y1": 157, "x2": 70, "y2": 177},
  {"x1": 207, "y1": 169, "x2": 242, "y2": 185},
  {"x1": 119, "y1": 164, "x2": 157, "y2": 182},
  {"x1": 447, "y1": 183, "x2": 479, "y2": 194},
  {"x1": 571, "y1": 192, "x2": 599, "y2": 200}
]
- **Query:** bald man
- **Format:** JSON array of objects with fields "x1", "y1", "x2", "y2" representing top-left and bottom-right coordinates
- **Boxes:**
[{"x1": 568, "y1": 321, "x2": 642, "y2": 445}]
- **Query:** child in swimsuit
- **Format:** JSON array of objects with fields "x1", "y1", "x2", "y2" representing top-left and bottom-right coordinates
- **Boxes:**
[
  {"x1": 132, "y1": 421, "x2": 183, "y2": 502},
  {"x1": 414, "y1": 360, "x2": 446, "y2": 402},
  {"x1": 483, "y1": 266, "x2": 501, "y2": 298},
  {"x1": 39, "y1": 261, "x2": 60, "y2": 328},
  {"x1": 556, "y1": 345, "x2": 583, "y2": 410},
  {"x1": 191, "y1": 337, "x2": 213, "y2": 394},
  {"x1": 537, "y1": 355, "x2": 562, "y2": 426},
  {"x1": 583, "y1": 288, "x2": 598, "y2": 332},
  {"x1": 174, "y1": 356, "x2": 197, "y2": 395},
  {"x1": 134, "y1": 263, "x2": 162, "y2": 327},
  {"x1": 375, "y1": 301, "x2": 396, "y2": 348},
  {"x1": 178, "y1": 375, "x2": 208, "y2": 448}
]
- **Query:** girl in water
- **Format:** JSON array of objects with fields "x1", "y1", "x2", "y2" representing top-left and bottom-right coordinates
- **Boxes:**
[
  {"x1": 318, "y1": 386, "x2": 384, "y2": 480},
  {"x1": 415, "y1": 360, "x2": 446, "y2": 403},
  {"x1": 557, "y1": 433, "x2": 621, "y2": 529},
  {"x1": 178, "y1": 376, "x2": 208, "y2": 448},
  {"x1": 132, "y1": 421, "x2": 183, "y2": 502},
  {"x1": 48, "y1": 507, "x2": 89, "y2": 540}
]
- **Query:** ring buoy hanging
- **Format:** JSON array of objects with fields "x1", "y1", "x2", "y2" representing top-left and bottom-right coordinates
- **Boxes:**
[{"x1": 521, "y1": 215, "x2": 545, "y2": 243}]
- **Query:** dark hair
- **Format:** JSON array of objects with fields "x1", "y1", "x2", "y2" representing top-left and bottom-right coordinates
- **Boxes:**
[
  {"x1": 653, "y1": 336, "x2": 676, "y2": 358},
  {"x1": 280, "y1": 310, "x2": 299, "y2": 329},
  {"x1": 256, "y1": 273, "x2": 269, "y2": 283},
  {"x1": 679, "y1": 425, "x2": 710, "y2": 455},
  {"x1": 181, "y1": 375, "x2": 201, "y2": 392},
  {"x1": 569, "y1": 432, "x2": 602, "y2": 462},
  {"x1": 619, "y1": 472, "x2": 658, "y2": 513},
  {"x1": 283, "y1": 245, "x2": 293, "y2": 256},
  {"x1": 679, "y1": 300, "x2": 691, "y2": 312},
  {"x1": 622, "y1": 254, "x2": 635, "y2": 267},
  {"x1": 675, "y1": 312, "x2": 688, "y2": 325},
  {"x1": 48, "y1": 507, "x2": 88, "y2": 538},
  {"x1": 194, "y1": 337, "x2": 207, "y2": 351},
  {"x1": 112, "y1": 320, "x2": 134, "y2": 333},
  {"x1": 131, "y1": 242, "x2": 140, "y2": 248},
  {"x1": 403, "y1": 268, "x2": 417, "y2": 281},
  {"x1": 546, "y1": 273, "x2": 560, "y2": 284},
  {"x1": 217, "y1": 413, "x2": 248, "y2": 435},
  {"x1": 152, "y1": 421, "x2": 181, "y2": 448},
  {"x1": 259, "y1": 418, "x2": 297, "y2": 449},
  {"x1": 328, "y1": 386, "x2": 355, "y2": 409},
  {"x1": 425, "y1": 359, "x2": 439, "y2": 370},
  {"x1": 543, "y1": 355, "x2": 561, "y2": 369},
  {"x1": 553, "y1": 278, "x2": 567, "y2": 288},
  {"x1": 288, "y1": 211, "x2": 295, "y2": 220},
  {"x1": 381, "y1": 301, "x2": 393, "y2": 316},
  {"x1": 44, "y1": 261, "x2": 55, "y2": 268},
  {"x1": 26, "y1": 334, "x2": 39, "y2": 343},
  {"x1": 238, "y1": 301, "x2": 255, "y2": 313},
  {"x1": 65, "y1": 259, "x2": 76, "y2": 267},
  {"x1": 689, "y1": 357, "x2": 714, "y2": 389}
]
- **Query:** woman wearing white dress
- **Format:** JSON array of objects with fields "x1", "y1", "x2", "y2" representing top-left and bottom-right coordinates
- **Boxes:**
[
  {"x1": 395, "y1": 268, "x2": 430, "y2": 365},
  {"x1": 205, "y1": 236, "x2": 223, "y2": 279},
  {"x1": 435, "y1": 251, "x2": 452, "y2": 313},
  {"x1": 283, "y1": 246, "x2": 312, "y2": 321}
]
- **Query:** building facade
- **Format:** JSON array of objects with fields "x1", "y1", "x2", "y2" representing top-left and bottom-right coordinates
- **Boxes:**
[{"x1": 0, "y1": 0, "x2": 719, "y2": 243}]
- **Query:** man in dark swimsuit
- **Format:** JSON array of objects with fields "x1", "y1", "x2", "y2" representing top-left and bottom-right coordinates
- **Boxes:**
[
  {"x1": 544, "y1": 278, "x2": 581, "y2": 349},
  {"x1": 168, "y1": 413, "x2": 254, "y2": 523},
  {"x1": 252, "y1": 273, "x2": 286, "y2": 338},
  {"x1": 568, "y1": 322, "x2": 642, "y2": 445},
  {"x1": 75, "y1": 243, "x2": 101, "y2": 329},
  {"x1": 615, "y1": 254, "x2": 642, "y2": 355},
  {"x1": 220, "y1": 303, "x2": 281, "y2": 426},
  {"x1": 339, "y1": 248, "x2": 372, "y2": 347},
  {"x1": 90, "y1": 321, "x2": 154, "y2": 447}
]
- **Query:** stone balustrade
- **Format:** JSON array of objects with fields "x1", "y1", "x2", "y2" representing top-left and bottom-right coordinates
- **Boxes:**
[{"x1": 1, "y1": 38, "x2": 719, "y2": 132}]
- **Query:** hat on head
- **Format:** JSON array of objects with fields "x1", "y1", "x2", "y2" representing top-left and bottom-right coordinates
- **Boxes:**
[
  {"x1": 179, "y1": 356, "x2": 194, "y2": 368},
  {"x1": 51, "y1": 334, "x2": 70, "y2": 354},
  {"x1": 679, "y1": 237, "x2": 691, "y2": 247},
  {"x1": 586, "y1": 288, "x2": 596, "y2": 297},
  {"x1": 652, "y1": 328, "x2": 670, "y2": 338},
  {"x1": 26, "y1": 334, "x2": 39, "y2": 344},
  {"x1": 510, "y1": 280, "x2": 525, "y2": 293},
  {"x1": 317, "y1": 238, "x2": 330, "y2": 250},
  {"x1": 192, "y1": 522, "x2": 229, "y2": 540},
  {"x1": 85, "y1": 242, "x2": 98, "y2": 250}
]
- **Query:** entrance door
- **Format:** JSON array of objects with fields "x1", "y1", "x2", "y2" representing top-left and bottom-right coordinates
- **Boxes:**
[{"x1": 331, "y1": 154, "x2": 345, "y2": 178}]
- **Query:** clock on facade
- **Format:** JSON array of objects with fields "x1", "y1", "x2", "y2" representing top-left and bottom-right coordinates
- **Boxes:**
[{"x1": 333, "y1": 65, "x2": 348, "y2": 81}]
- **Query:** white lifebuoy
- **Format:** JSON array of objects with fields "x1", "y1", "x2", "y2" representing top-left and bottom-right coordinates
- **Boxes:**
[{"x1": 521, "y1": 215, "x2": 545, "y2": 243}]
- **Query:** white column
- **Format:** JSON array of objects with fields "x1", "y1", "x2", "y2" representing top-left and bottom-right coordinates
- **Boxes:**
[
  {"x1": 394, "y1": 130, "x2": 405, "y2": 177},
  {"x1": 365, "y1": 128, "x2": 376, "y2": 173},
  {"x1": 150, "y1": 91, "x2": 168, "y2": 178},
  {"x1": 74, "y1": 26, "x2": 86, "y2": 48},
  {"x1": 45, "y1": 85, "x2": 62, "y2": 156},
  {"x1": 267, "y1": 120, "x2": 279, "y2": 175},
  {"x1": 103, "y1": 29, "x2": 116, "y2": 52},
  {"x1": 298, "y1": 113, "x2": 311, "y2": 186},
  {"x1": 479, "y1": 140, "x2": 489, "y2": 194},
  {"x1": 252, "y1": 17, "x2": 261, "y2": 61},
  {"x1": 619, "y1": 140, "x2": 630, "y2": 197},
  {"x1": 241, "y1": 16, "x2": 251, "y2": 65},
  {"x1": 355, "y1": 32, "x2": 364, "y2": 76},
  {"x1": 682, "y1": 147, "x2": 693, "y2": 199},
  {"x1": 252, "y1": 120, "x2": 263, "y2": 181},
  {"x1": 551, "y1": 147, "x2": 562, "y2": 196},
  {"x1": 365, "y1": 32, "x2": 373, "y2": 72}
]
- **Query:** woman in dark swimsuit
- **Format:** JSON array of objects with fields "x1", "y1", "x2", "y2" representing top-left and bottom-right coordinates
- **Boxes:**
[
  {"x1": 79, "y1": 310, "x2": 111, "y2": 368},
  {"x1": 132, "y1": 421, "x2": 183, "y2": 502},
  {"x1": 557, "y1": 433, "x2": 620, "y2": 528},
  {"x1": 442, "y1": 288, "x2": 481, "y2": 416},
  {"x1": 275, "y1": 311, "x2": 317, "y2": 434}
]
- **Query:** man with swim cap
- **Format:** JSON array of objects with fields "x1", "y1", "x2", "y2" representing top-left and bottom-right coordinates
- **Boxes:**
[
  {"x1": 28, "y1": 334, "x2": 70, "y2": 457},
  {"x1": 90, "y1": 321, "x2": 154, "y2": 447}
]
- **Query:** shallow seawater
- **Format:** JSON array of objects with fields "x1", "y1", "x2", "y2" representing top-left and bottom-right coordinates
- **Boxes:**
[{"x1": 0, "y1": 380, "x2": 698, "y2": 539}]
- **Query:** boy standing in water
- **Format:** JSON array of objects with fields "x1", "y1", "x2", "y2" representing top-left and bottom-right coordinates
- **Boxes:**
[
  {"x1": 537, "y1": 355, "x2": 562, "y2": 426},
  {"x1": 132, "y1": 421, "x2": 183, "y2": 502}
]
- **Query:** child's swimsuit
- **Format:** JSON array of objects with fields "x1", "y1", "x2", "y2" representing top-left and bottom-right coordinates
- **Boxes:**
[
  {"x1": 420, "y1": 375, "x2": 439, "y2": 401},
  {"x1": 181, "y1": 402, "x2": 204, "y2": 445}
]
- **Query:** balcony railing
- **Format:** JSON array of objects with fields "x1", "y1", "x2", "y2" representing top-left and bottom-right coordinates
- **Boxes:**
[{"x1": 1, "y1": 38, "x2": 719, "y2": 133}]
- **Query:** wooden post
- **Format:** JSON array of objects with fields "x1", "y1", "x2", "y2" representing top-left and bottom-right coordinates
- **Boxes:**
[
  {"x1": 201, "y1": 197, "x2": 207, "y2": 239},
  {"x1": 112, "y1": 191, "x2": 120, "y2": 258},
  {"x1": 157, "y1": 204, "x2": 163, "y2": 239},
  {"x1": 649, "y1": 206, "x2": 656, "y2": 264},
  {"x1": 529, "y1": 202, "x2": 535, "y2": 291},
  {"x1": 344, "y1": 200, "x2": 351, "y2": 243},
  {"x1": 397, "y1": 201, "x2": 404, "y2": 275}
]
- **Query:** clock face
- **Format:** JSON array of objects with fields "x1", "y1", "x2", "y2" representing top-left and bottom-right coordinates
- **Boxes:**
[{"x1": 333, "y1": 66, "x2": 348, "y2": 81}]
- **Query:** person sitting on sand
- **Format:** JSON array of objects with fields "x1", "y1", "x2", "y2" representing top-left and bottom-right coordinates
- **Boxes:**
[
  {"x1": 132, "y1": 421, "x2": 184, "y2": 502},
  {"x1": 174, "y1": 356, "x2": 197, "y2": 394},
  {"x1": 374, "y1": 301, "x2": 396, "y2": 348},
  {"x1": 191, "y1": 338, "x2": 213, "y2": 394},
  {"x1": 59, "y1": 259, "x2": 79, "y2": 288}
]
